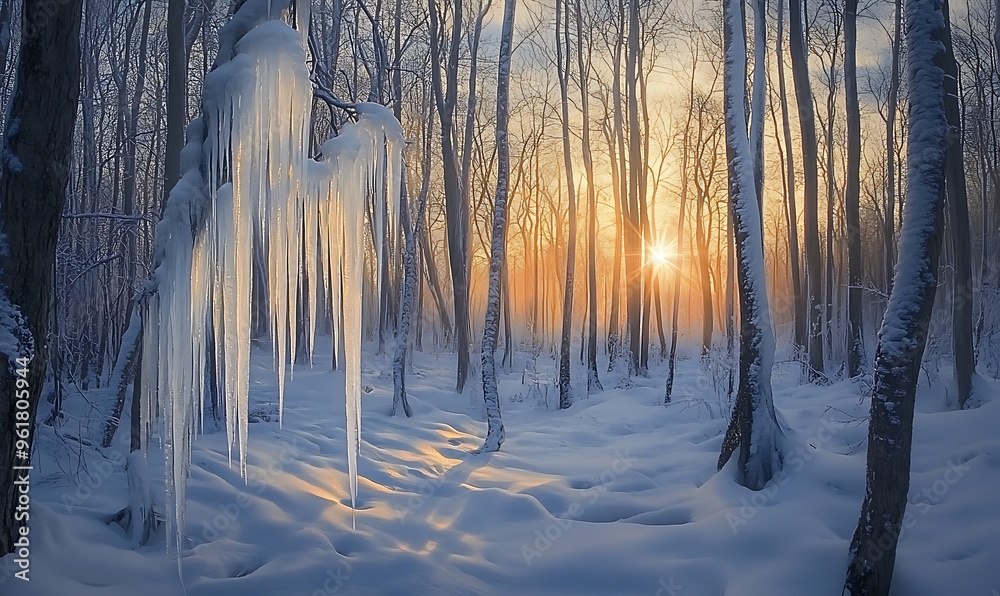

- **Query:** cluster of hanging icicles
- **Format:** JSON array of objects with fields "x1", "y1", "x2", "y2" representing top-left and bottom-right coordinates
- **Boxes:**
[{"x1": 141, "y1": 12, "x2": 403, "y2": 565}]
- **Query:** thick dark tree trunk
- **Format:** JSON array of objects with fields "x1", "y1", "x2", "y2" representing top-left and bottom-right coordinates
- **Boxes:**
[
  {"x1": 844, "y1": 0, "x2": 950, "y2": 590},
  {"x1": 0, "y1": 0, "x2": 85, "y2": 557}
]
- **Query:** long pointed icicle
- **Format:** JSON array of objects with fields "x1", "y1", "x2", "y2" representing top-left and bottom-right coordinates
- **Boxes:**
[{"x1": 147, "y1": 14, "x2": 406, "y2": 567}]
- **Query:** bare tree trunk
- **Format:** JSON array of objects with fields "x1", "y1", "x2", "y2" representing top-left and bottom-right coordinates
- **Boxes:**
[
  {"x1": 789, "y1": 0, "x2": 825, "y2": 380},
  {"x1": 885, "y1": 0, "x2": 902, "y2": 295},
  {"x1": 843, "y1": 0, "x2": 950, "y2": 589},
  {"x1": 392, "y1": 163, "x2": 428, "y2": 417},
  {"x1": 501, "y1": 256, "x2": 513, "y2": 370},
  {"x1": 478, "y1": 0, "x2": 515, "y2": 452},
  {"x1": 824, "y1": 68, "x2": 837, "y2": 365},
  {"x1": 749, "y1": 0, "x2": 767, "y2": 211},
  {"x1": 120, "y1": 0, "x2": 153, "y2": 361},
  {"x1": 638, "y1": 31, "x2": 659, "y2": 375},
  {"x1": 0, "y1": 0, "x2": 84, "y2": 556},
  {"x1": 419, "y1": 225, "x2": 454, "y2": 342},
  {"x1": 604, "y1": 104, "x2": 624, "y2": 369},
  {"x1": 164, "y1": 0, "x2": 187, "y2": 209},
  {"x1": 624, "y1": 0, "x2": 643, "y2": 376},
  {"x1": 575, "y1": 0, "x2": 602, "y2": 392},
  {"x1": 428, "y1": 0, "x2": 472, "y2": 392},
  {"x1": 664, "y1": 54, "x2": 696, "y2": 403},
  {"x1": 391, "y1": 0, "x2": 431, "y2": 417},
  {"x1": 776, "y1": 0, "x2": 806, "y2": 357},
  {"x1": 844, "y1": 0, "x2": 865, "y2": 377},
  {"x1": 557, "y1": 0, "x2": 577, "y2": 410},
  {"x1": 941, "y1": 3, "x2": 974, "y2": 408},
  {"x1": 974, "y1": 22, "x2": 994, "y2": 363},
  {"x1": 726, "y1": 208, "x2": 736, "y2": 398},
  {"x1": 718, "y1": 0, "x2": 781, "y2": 491},
  {"x1": 696, "y1": 185, "x2": 713, "y2": 355},
  {"x1": 461, "y1": 0, "x2": 490, "y2": 195},
  {"x1": 101, "y1": 308, "x2": 144, "y2": 447}
]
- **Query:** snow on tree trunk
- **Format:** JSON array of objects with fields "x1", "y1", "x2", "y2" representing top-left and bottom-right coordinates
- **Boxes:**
[
  {"x1": 392, "y1": 106, "x2": 434, "y2": 419},
  {"x1": 717, "y1": 0, "x2": 782, "y2": 491},
  {"x1": 144, "y1": 5, "x2": 403, "y2": 568},
  {"x1": 478, "y1": 0, "x2": 516, "y2": 453},
  {"x1": 100, "y1": 305, "x2": 144, "y2": 448},
  {"x1": 843, "y1": 0, "x2": 950, "y2": 591}
]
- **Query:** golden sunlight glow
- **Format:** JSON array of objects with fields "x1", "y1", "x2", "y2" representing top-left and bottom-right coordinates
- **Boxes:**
[{"x1": 646, "y1": 243, "x2": 674, "y2": 268}]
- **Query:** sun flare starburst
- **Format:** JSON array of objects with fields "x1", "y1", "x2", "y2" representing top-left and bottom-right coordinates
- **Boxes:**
[{"x1": 646, "y1": 242, "x2": 675, "y2": 268}]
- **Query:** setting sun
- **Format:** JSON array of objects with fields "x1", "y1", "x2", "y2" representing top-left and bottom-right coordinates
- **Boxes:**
[{"x1": 647, "y1": 242, "x2": 674, "y2": 268}]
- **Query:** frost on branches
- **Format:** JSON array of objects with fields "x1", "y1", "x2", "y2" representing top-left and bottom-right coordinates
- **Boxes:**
[{"x1": 143, "y1": 15, "x2": 403, "y2": 566}]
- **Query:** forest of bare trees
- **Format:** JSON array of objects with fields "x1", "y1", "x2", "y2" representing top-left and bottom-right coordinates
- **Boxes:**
[{"x1": 1, "y1": 0, "x2": 998, "y2": 592}]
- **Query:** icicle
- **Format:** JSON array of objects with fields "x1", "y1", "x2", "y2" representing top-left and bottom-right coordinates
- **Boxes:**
[
  {"x1": 304, "y1": 161, "x2": 325, "y2": 362},
  {"x1": 147, "y1": 13, "x2": 409, "y2": 569},
  {"x1": 295, "y1": 0, "x2": 310, "y2": 48},
  {"x1": 337, "y1": 134, "x2": 365, "y2": 519},
  {"x1": 191, "y1": 216, "x2": 212, "y2": 434},
  {"x1": 215, "y1": 183, "x2": 238, "y2": 466},
  {"x1": 140, "y1": 294, "x2": 158, "y2": 452},
  {"x1": 154, "y1": 193, "x2": 196, "y2": 576}
]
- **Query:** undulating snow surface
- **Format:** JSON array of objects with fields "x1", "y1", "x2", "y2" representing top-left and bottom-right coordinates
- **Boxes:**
[{"x1": 3, "y1": 341, "x2": 998, "y2": 595}]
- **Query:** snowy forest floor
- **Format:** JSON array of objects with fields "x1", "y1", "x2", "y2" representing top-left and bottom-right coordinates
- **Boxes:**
[{"x1": 2, "y1": 339, "x2": 999, "y2": 596}]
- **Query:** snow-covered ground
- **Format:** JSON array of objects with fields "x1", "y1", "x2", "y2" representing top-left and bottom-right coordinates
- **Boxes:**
[{"x1": 2, "y1": 339, "x2": 999, "y2": 596}]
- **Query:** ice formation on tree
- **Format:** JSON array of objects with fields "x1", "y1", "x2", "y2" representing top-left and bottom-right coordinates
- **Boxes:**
[{"x1": 143, "y1": 15, "x2": 404, "y2": 564}]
